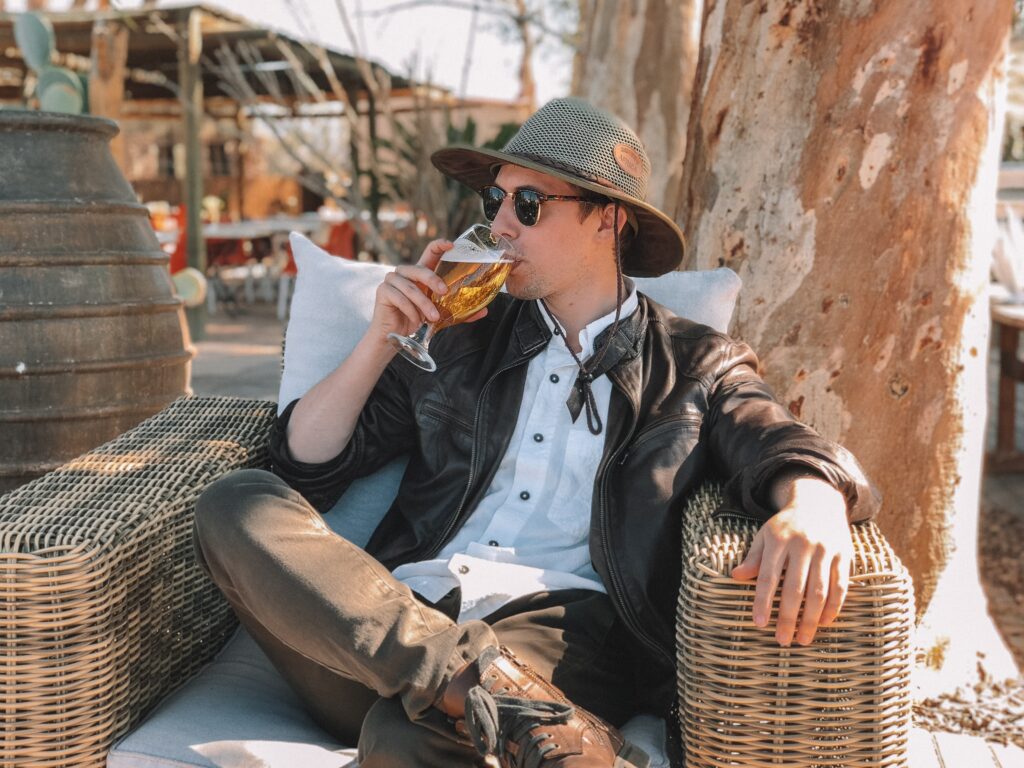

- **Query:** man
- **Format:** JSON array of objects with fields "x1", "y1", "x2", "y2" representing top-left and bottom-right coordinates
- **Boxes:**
[{"x1": 193, "y1": 98, "x2": 878, "y2": 768}]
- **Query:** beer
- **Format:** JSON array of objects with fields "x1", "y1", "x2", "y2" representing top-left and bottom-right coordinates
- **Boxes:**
[
  {"x1": 388, "y1": 224, "x2": 514, "y2": 372},
  {"x1": 430, "y1": 249, "x2": 513, "y2": 331}
]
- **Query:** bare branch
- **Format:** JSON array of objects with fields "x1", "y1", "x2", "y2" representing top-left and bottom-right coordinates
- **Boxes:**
[{"x1": 361, "y1": 0, "x2": 576, "y2": 46}]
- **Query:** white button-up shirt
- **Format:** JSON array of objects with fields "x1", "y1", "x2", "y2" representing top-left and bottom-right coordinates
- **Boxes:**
[{"x1": 392, "y1": 284, "x2": 640, "y2": 621}]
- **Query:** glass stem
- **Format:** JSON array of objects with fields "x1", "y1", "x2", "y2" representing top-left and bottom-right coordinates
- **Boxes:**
[{"x1": 410, "y1": 322, "x2": 436, "y2": 347}]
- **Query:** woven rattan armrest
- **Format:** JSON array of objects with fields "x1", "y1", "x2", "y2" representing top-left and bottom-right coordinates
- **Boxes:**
[
  {"x1": 0, "y1": 395, "x2": 277, "y2": 768},
  {"x1": 677, "y1": 484, "x2": 915, "y2": 767}
]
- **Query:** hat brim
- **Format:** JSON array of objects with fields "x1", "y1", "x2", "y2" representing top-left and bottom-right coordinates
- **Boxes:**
[{"x1": 431, "y1": 146, "x2": 685, "y2": 277}]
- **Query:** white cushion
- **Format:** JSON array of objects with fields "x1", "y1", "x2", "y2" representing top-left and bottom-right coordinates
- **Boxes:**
[
  {"x1": 108, "y1": 628, "x2": 670, "y2": 768},
  {"x1": 107, "y1": 629, "x2": 358, "y2": 768}
]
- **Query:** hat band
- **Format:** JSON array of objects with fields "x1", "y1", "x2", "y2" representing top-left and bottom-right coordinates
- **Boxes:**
[{"x1": 510, "y1": 151, "x2": 642, "y2": 199}]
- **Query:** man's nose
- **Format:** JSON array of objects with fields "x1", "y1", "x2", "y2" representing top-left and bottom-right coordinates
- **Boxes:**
[{"x1": 490, "y1": 196, "x2": 519, "y2": 242}]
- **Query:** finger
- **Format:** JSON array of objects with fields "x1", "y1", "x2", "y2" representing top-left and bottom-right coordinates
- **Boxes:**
[
  {"x1": 752, "y1": 542, "x2": 785, "y2": 629},
  {"x1": 380, "y1": 282, "x2": 433, "y2": 328},
  {"x1": 385, "y1": 272, "x2": 440, "y2": 322},
  {"x1": 795, "y1": 549, "x2": 830, "y2": 645},
  {"x1": 418, "y1": 239, "x2": 453, "y2": 269},
  {"x1": 819, "y1": 553, "x2": 850, "y2": 626},
  {"x1": 731, "y1": 533, "x2": 764, "y2": 580},
  {"x1": 775, "y1": 548, "x2": 812, "y2": 646},
  {"x1": 395, "y1": 264, "x2": 449, "y2": 297}
]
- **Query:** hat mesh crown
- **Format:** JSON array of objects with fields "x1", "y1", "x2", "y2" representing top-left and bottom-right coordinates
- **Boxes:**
[{"x1": 502, "y1": 98, "x2": 650, "y2": 201}]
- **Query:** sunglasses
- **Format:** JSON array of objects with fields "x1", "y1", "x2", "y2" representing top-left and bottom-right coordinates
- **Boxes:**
[{"x1": 480, "y1": 185, "x2": 600, "y2": 227}]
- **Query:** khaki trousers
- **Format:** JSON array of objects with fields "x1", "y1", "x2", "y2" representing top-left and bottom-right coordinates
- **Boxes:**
[{"x1": 193, "y1": 469, "x2": 638, "y2": 767}]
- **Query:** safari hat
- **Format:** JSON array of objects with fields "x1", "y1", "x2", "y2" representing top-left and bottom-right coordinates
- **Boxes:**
[{"x1": 431, "y1": 97, "x2": 685, "y2": 277}]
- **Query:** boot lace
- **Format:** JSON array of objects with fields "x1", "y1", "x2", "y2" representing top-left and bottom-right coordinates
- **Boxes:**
[{"x1": 463, "y1": 684, "x2": 575, "y2": 768}]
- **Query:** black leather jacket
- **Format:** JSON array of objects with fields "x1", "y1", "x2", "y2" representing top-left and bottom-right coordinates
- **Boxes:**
[{"x1": 270, "y1": 293, "x2": 879, "y2": 694}]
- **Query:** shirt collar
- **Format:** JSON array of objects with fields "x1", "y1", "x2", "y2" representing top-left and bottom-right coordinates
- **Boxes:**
[{"x1": 538, "y1": 278, "x2": 639, "y2": 361}]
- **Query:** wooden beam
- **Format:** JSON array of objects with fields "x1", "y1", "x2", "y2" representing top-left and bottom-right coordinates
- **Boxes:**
[{"x1": 177, "y1": 7, "x2": 206, "y2": 340}]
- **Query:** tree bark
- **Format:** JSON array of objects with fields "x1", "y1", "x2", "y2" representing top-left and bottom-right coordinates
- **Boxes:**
[
  {"x1": 89, "y1": 19, "x2": 129, "y2": 172},
  {"x1": 680, "y1": 0, "x2": 1017, "y2": 693},
  {"x1": 571, "y1": 0, "x2": 702, "y2": 214}
]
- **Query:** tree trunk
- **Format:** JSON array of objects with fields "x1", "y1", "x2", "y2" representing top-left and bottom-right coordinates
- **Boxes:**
[
  {"x1": 89, "y1": 19, "x2": 129, "y2": 172},
  {"x1": 680, "y1": 0, "x2": 1017, "y2": 694},
  {"x1": 512, "y1": 0, "x2": 537, "y2": 109},
  {"x1": 572, "y1": 0, "x2": 702, "y2": 215}
]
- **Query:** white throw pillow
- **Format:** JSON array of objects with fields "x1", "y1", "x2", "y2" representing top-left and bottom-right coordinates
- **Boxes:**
[
  {"x1": 280, "y1": 231, "x2": 741, "y2": 414},
  {"x1": 278, "y1": 234, "x2": 395, "y2": 415}
]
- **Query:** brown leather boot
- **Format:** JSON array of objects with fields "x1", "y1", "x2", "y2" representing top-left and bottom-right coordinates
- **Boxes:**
[{"x1": 436, "y1": 646, "x2": 650, "y2": 768}]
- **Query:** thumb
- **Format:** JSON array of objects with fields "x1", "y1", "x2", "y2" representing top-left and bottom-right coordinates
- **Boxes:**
[{"x1": 731, "y1": 533, "x2": 764, "y2": 580}]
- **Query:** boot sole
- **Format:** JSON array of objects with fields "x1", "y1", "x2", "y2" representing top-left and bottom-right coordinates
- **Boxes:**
[{"x1": 614, "y1": 740, "x2": 651, "y2": 768}]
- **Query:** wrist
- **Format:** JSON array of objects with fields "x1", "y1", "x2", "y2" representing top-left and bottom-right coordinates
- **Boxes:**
[
  {"x1": 356, "y1": 328, "x2": 399, "y2": 368},
  {"x1": 769, "y1": 469, "x2": 846, "y2": 515}
]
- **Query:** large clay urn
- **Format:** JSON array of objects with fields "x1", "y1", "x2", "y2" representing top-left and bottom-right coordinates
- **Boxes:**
[{"x1": 0, "y1": 111, "x2": 192, "y2": 492}]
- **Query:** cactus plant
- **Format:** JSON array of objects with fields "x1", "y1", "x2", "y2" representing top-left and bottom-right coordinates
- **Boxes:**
[{"x1": 14, "y1": 12, "x2": 88, "y2": 114}]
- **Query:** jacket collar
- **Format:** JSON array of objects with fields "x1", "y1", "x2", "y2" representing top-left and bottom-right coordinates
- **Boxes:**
[{"x1": 510, "y1": 294, "x2": 648, "y2": 374}]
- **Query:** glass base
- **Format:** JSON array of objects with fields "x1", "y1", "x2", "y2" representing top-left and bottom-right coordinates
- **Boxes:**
[{"x1": 387, "y1": 332, "x2": 437, "y2": 372}]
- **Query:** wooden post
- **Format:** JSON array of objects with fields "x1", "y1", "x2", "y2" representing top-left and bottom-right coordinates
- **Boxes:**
[
  {"x1": 89, "y1": 19, "x2": 129, "y2": 173},
  {"x1": 233, "y1": 108, "x2": 246, "y2": 221},
  {"x1": 365, "y1": 87, "x2": 381, "y2": 228},
  {"x1": 177, "y1": 8, "x2": 206, "y2": 340}
]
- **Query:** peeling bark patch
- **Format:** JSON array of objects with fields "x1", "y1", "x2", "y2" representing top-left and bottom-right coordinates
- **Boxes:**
[
  {"x1": 918, "y1": 26, "x2": 945, "y2": 86},
  {"x1": 947, "y1": 59, "x2": 969, "y2": 95},
  {"x1": 712, "y1": 107, "x2": 729, "y2": 143},
  {"x1": 859, "y1": 132, "x2": 893, "y2": 189},
  {"x1": 912, "y1": 316, "x2": 944, "y2": 359},
  {"x1": 789, "y1": 395, "x2": 804, "y2": 418},
  {"x1": 728, "y1": 236, "x2": 745, "y2": 262},
  {"x1": 874, "y1": 334, "x2": 896, "y2": 372}
]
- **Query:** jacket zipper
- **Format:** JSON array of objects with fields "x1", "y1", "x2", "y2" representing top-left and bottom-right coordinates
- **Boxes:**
[
  {"x1": 599, "y1": 397, "x2": 676, "y2": 667},
  {"x1": 422, "y1": 358, "x2": 525, "y2": 560},
  {"x1": 617, "y1": 414, "x2": 703, "y2": 466}
]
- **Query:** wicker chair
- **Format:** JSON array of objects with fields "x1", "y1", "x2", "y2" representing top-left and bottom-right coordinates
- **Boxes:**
[{"x1": 0, "y1": 395, "x2": 915, "y2": 768}]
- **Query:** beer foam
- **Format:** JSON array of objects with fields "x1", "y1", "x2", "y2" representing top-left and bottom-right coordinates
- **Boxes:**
[{"x1": 441, "y1": 242, "x2": 512, "y2": 263}]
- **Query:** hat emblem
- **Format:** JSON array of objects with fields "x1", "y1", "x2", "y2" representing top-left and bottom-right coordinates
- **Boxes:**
[{"x1": 613, "y1": 143, "x2": 645, "y2": 180}]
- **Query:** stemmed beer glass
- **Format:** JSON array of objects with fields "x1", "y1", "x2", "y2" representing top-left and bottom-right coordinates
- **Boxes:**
[{"x1": 387, "y1": 224, "x2": 515, "y2": 372}]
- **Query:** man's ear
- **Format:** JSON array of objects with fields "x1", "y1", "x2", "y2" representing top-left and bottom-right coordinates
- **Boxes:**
[{"x1": 596, "y1": 202, "x2": 630, "y2": 237}]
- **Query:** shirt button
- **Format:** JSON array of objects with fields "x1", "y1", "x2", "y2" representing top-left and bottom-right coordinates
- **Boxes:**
[
  {"x1": 488, "y1": 540, "x2": 499, "y2": 547},
  {"x1": 533, "y1": 433, "x2": 544, "y2": 443},
  {"x1": 549, "y1": 374, "x2": 559, "y2": 383},
  {"x1": 458, "y1": 565, "x2": 470, "y2": 575},
  {"x1": 520, "y1": 491, "x2": 530, "y2": 501}
]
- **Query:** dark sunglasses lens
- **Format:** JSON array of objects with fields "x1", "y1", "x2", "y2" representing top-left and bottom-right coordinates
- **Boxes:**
[
  {"x1": 481, "y1": 187, "x2": 504, "y2": 221},
  {"x1": 513, "y1": 190, "x2": 541, "y2": 226}
]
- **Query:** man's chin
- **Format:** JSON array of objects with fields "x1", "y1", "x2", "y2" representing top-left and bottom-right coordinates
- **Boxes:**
[{"x1": 506, "y1": 284, "x2": 542, "y2": 301}]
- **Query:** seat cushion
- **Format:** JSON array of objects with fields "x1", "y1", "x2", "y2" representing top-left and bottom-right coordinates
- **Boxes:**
[
  {"x1": 107, "y1": 628, "x2": 358, "y2": 768},
  {"x1": 109, "y1": 628, "x2": 670, "y2": 768}
]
